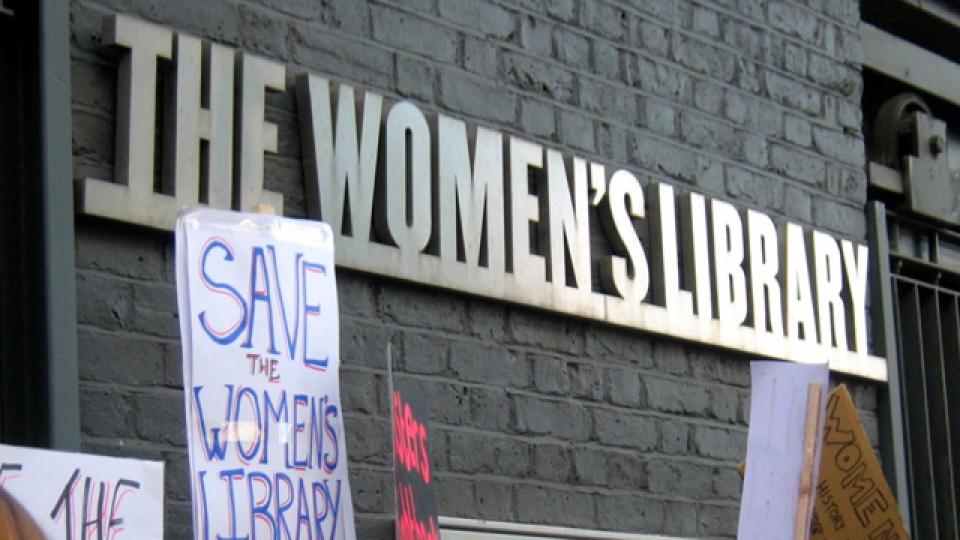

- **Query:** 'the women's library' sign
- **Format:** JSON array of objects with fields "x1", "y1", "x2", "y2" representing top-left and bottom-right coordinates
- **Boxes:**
[{"x1": 79, "y1": 14, "x2": 886, "y2": 380}]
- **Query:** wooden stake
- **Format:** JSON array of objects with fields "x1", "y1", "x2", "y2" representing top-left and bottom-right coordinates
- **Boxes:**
[
  {"x1": 794, "y1": 382, "x2": 823, "y2": 540},
  {"x1": 250, "y1": 203, "x2": 276, "y2": 215}
]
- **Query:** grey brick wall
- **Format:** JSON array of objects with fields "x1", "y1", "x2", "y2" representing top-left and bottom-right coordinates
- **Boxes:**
[{"x1": 70, "y1": 0, "x2": 879, "y2": 538}]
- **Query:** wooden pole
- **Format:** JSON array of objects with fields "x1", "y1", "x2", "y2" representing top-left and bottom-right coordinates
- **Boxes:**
[{"x1": 794, "y1": 382, "x2": 823, "y2": 540}]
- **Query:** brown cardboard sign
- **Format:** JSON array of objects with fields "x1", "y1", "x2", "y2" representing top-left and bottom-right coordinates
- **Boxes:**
[{"x1": 810, "y1": 385, "x2": 909, "y2": 540}]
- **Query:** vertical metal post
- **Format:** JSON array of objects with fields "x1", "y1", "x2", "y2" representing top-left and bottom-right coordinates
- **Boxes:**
[
  {"x1": 868, "y1": 201, "x2": 912, "y2": 529},
  {"x1": 39, "y1": 0, "x2": 80, "y2": 450}
]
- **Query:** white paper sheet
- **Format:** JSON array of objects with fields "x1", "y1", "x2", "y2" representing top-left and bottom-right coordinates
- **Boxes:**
[
  {"x1": 176, "y1": 208, "x2": 357, "y2": 540},
  {"x1": 0, "y1": 443, "x2": 164, "y2": 539},
  {"x1": 737, "y1": 360, "x2": 829, "y2": 539}
]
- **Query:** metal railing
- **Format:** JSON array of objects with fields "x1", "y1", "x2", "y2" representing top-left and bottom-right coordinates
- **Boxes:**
[{"x1": 886, "y1": 210, "x2": 960, "y2": 539}]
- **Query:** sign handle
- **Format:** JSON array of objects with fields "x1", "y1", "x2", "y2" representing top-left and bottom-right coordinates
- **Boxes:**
[
  {"x1": 794, "y1": 382, "x2": 823, "y2": 540},
  {"x1": 250, "y1": 203, "x2": 276, "y2": 215}
]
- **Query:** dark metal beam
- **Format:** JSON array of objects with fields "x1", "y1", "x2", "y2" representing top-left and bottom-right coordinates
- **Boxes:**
[{"x1": 39, "y1": 0, "x2": 79, "y2": 450}]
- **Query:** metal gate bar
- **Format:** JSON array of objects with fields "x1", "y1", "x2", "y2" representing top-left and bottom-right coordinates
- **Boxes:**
[{"x1": 893, "y1": 273, "x2": 960, "y2": 540}]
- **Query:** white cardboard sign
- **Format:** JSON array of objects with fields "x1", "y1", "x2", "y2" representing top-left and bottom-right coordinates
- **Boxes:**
[
  {"x1": 737, "y1": 360, "x2": 829, "y2": 539},
  {"x1": 0, "y1": 443, "x2": 164, "y2": 539},
  {"x1": 176, "y1": 208, "x2": 357, "y2": 540}
]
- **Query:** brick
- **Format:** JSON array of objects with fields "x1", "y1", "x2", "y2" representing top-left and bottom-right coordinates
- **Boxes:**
[
  {"x1": 726, "y1": 167, "x2": 783, "y2": 211},
  {"x1": 337, "y1": 270, "x2": 377, "y2": 318},
  {"x1": 450, "y1": 432, "x2": 530, "y2": 476},
  {"x1": 632, "y1": 136, "x2": 697, "y2": 183},
  {"x1": 660, "y1": 419, "x2": 690, "y2": 454},
  {"x1": 514, "y1": 395, "x2": 591, "y2": 441},
  {"x1": 585, "y1": 325, "x2": 654, "y2": 368},
  {"x1": 607, "y1": 452, "x2": 647, "y2": 489},
  {"x1": 132, "y1": 389, "x2": 185, "y2": 446},
  {"x1": 572, "y1": 447, "x2": 608, "y2": 486},
  {"x1": 290, "y1": 25, "x2": 394, "y2": 88},
  {"x1": 784, "y1": 42, "x2": 808, "y2": 76},
  {"x1": 503, "y1": 52, "x2": 576, "y2": 103},
  {"x1": 351, "y1": 469, "x2": 387, "y2": 513},
  {"x1": 713, "y1": 466, "x2": 742, "y2": 499},
  {"x1": 568, "y1": 362, "x2": 604, "y2": 401},
  {"x1": 645, "y1": 99, "x2": 677, "y2": 137},
  {"x1": 371, "y1": 6, "x2": 459, "y2": 63},
  {"x1": 316, "y1": 0, "x2": 370, "y2": 35},
  {"x1": 400, "y1": 379, "x2": 471, "y2": 426},
  {"x1": 258, "y1": 0, "x2": 320, "y2": 19},
  {"x1": 809, "y1": 53, "x2": 859, "y2": 97},
  {"x1": 768, "y1": 1, "x2": 818, "y2": 43},
  {"x1": 724, "y1": 21, "x2": 762, "y2": 61},
  {"x1": 637, "y1": 21, "x2": 669, "y2": 57},
  {"x1": 631, "y1": 0, "x2": 683, "y2": 25},
  {"x1": 533, "y1": 444, "x2": 571, "y2": 482},
  {"x1": 645, "y1": 376, "x2": 709, "y2": 415},
  {"x1": 80, "y1": 385, "x2": 134, "y2": 439},
  {"x1": 555, "y1": 28, "x2": 590, "y2": 68},
  {"x1": 663, "y1": 500, "x2": 699, "y2": 536},
  {"x1": 692, "y1": 7, "x2": 720, "y2": 38},
  {"x1": 596, "y1": 494, "x2": 665, "y2": 532},
  {"x1": 76, "y1": 224, "x2": 171, "y2": 282},
  {"x1": 593, "y1": 41, "x2": 621, "y2": 80},
  {"x1": 508, "y1": 309, "x2": 585, "y2": 353},
  {"x1": 441, "y1": 70, "x2": 518, "y2": 126},
  {"x1": 521, "y1": 15, "x2": 553, "y2": 57},
  {"x1": 463, "y1": 35, "x2": 499, "y2": 78},
  {"x1": 521, "y1": 98, "x2": 557, "y2": 139},
  {"x1": 340, "y1": 319, "x2": 396, "y2": 369},
  {"x1": 784, "y1": 185, "x2": 813, "y2": 223},
  {"x1": 697, "y1": 157, "x2": 725, "y2": 194},
  {"x1": 594, "y1": 408, "x2": 658, "y2": 450},
  {"x1": 559, "y1": 110, "x2": 595, "y2": 153},
  {"x1": 532, "y1": 354, "x2": 570, "y2": 395},
  {"x1": 381, "y1": 283, "x2": 467, "y2": 333},
  {"x1": 581, "y1": 79, "x2": 638, "y2": 125},
  {"x1": 401, "y1": 332, "x2": 448, "y2": 374},
  {"x1": 440, "y1": 0, "x2": 516, "y2": 39},
  {"x1": 77, "y1": 273, "x2": 133, "y2": 331},
  {"x1": 450, "y1": 341, "x2": 528, "y2": 387},
  {"x1": 769, "y1": 144, "x2": 826, "y2": 184},
  {"x1": 515, "y1": 485, "x2": 595, "y2": 527},
  {"x1": 436, "y1": 476, "x2": 475, "y2": 516},
  {"x1": 475, "y1": 480, "x2": 513, "y2": 519},
  {"x1": 672, "y1": 35, "x2": 736, "y2": 82},
  {"x1": 709, "y1": 386, "x2": 740, "y2": 423},
  {"x1": 79, "y1": 329, "x2": 165, "y2": 386},
  {"x1": 652, "y1": 340, "x2": 690, "y2": 376},
  {"x1": 692, "y1": 425, "x2": 746, "y2": 461},
  {"x1": 239, "y1": 4, "x2": 290, "y2": 60},
  {"x1": 680, "y1": 111, "x2": 738, "y2": 156},
  {"x1": 812, "y1": 127, "x2": 865, "y2": 167},
  {"x1": 341, "y1": 368, "x2": 382, "y2": 414},
  {"x1": 785, "y1": 114, "x2": 813, "y2": 146},
  {"x1": 699, "y1": 503, "x2": 739, "y2": 536},
  {"x1": 606, "y1": 368, "x2": 642, "y2": 407},
  {"x1": 693, "y1": 80, "x2": 723, "y2": 115},
  {"x1": 470, "y1": 386, "x2": 512, "y2": 431},
  {"x1": 812, "y1": 197, "x2": 866, "y2": 239},
  {"x1": 765, "y1": 71, "x2": 821, "y2": 116},
  {"x1": 741, "y1": 131, "x2": 770, "y2": 168},
  {"x1": 131, "y1": 281, "x2": 179, "y2": 338},
  {"x1": 580, "y1": 1, "x2": 627, "y2": 40},
  {"x1": 397, "y1": 54, "x2": 437, "y2": 102},
  {"x1": 344, "y1": 415, "x2": 391, "y2": 466}
]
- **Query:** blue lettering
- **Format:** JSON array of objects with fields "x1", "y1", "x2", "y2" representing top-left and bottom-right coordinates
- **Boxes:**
[
  {"x1": 199, "y1": 238, "x2": 248, "y2": 345},
  {"x1": 242, "y1": 247, "x2": 280, "y2": 354}
]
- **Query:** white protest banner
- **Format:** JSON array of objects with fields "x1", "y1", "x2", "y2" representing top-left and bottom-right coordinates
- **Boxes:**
[
  {"x1": 176, "y1": 208, "x2": 357, "y2": 540},
  {"x1": 0, "y1": 443, "x2": 164, "y2": 539},
  {"x1": 738, "y1": 360, "x2": 829, "y2": 540}
]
